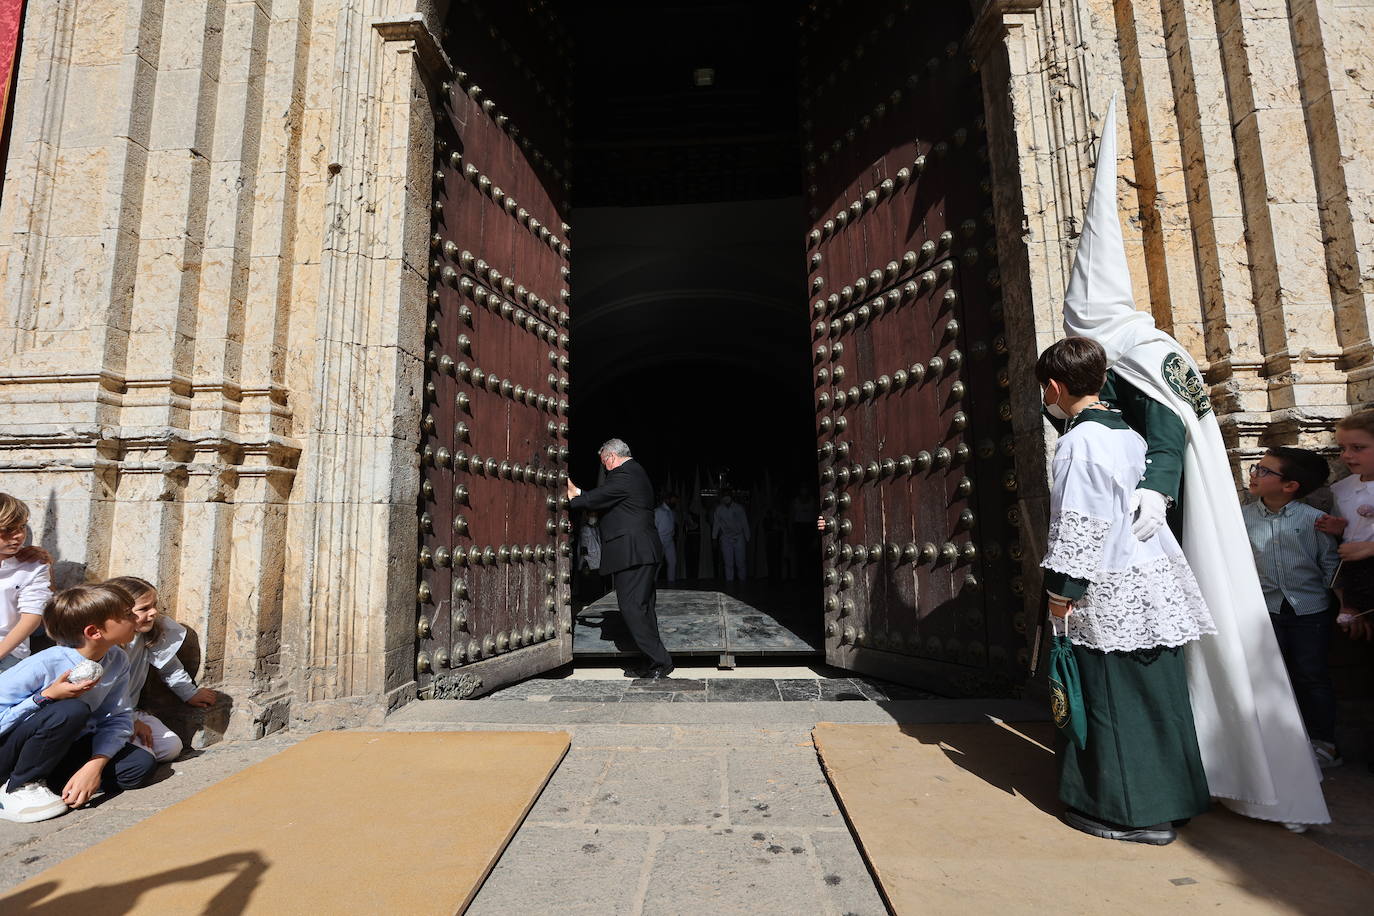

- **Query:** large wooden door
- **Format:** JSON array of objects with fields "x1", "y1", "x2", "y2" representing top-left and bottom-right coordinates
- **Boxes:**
[
  {"x1": 415, "y1": 4, "x2": 574, "y2": 698},
  {"x1": 804, "y1": 2, "x2": 1024, "y2": 695}
]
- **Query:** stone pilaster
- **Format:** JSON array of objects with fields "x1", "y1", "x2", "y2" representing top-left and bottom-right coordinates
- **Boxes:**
[
  {"x1": 1216, "y1": 0, "x2": 1346, "y2": 436},
  {"x1": 280, "y1": 6, "x2": 440, "y2": 728},
  {"x1": 1287, "y1": 0, "x2": 1374, "y2": 409}
]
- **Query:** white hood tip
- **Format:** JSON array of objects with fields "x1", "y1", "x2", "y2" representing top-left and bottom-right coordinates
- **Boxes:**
[{"x1": 1061, "y1": 94, "x2": 1160, "y2": 364}]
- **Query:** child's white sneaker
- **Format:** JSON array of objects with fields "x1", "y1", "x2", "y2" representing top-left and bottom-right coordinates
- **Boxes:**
[{"x1": 0, "y1": 782, "x2": 68, "y2": 823}]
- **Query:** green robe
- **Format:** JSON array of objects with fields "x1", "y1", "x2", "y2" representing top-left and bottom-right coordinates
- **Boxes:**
[{"x1": 1046, "y1": 408, "x2": 1211, "y2": 828}]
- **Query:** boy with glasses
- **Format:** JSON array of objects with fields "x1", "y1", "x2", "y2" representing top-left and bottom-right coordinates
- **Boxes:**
[{"x1": 1243, "y1": 448, "x2": 1343, "y2": 768}]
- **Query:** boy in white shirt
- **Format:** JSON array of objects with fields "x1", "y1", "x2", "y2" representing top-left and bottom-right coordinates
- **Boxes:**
[{"x1": 0, "y1": 493, "x2": 53, "y2": 672}]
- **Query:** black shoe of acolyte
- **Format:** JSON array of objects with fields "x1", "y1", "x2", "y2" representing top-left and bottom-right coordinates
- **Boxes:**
[{"x1": 1062, "y1": 808, "x2": 1177, "y2": 846}]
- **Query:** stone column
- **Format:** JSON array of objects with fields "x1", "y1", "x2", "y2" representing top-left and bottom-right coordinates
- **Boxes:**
[
  {"x1": 280, "y1": 6, "x2": 441, "y2": 728},
  {"x1": 1157, "y1": 0, "x2": 1265, "y2": 429},
  {"x1": 1287, "y1": 0, "x2": 1374, "y2": 409}
]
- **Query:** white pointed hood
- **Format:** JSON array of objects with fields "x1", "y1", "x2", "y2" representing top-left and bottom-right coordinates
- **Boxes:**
[
  {"x1": 1056, "y1": 95, "x2": 1329, "y2": 827},
  {"x1": 1061, "y1": 95, "x2": 1170, "y2": 363}
]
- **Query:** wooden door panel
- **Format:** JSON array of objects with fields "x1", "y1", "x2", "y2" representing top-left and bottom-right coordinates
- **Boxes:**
[
  {"x1": 806, "y1": 1, "x2": 1021, "y2": 695},
  {"x1": 415, "y1": 4, "x2": 573, "y2": 698}
]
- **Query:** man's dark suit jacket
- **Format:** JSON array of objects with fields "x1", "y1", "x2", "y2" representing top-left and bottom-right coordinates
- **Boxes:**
[{"x1": 569, "y1": 459, "x2": 663, "y2": 574}]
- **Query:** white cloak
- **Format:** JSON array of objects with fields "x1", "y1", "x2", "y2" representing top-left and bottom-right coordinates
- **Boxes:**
[{"x1": 1062, "y1": 96, "x2": 1328, "y2": 824}]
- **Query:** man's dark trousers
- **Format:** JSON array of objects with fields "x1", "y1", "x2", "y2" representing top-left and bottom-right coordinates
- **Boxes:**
[{"x1": 614, "y1": 563, "x2": 670, "y2": 670}]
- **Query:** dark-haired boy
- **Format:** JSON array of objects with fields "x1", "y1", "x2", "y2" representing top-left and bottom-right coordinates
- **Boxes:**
[
  {"x1": 0, "y1": 584, "x2": 153, "y2": 823},
  {"x1": 1243, "y1": 447, "x2": 1343, "y2": 767},
  {"x1": 1038, "y1": 336, "x2": 1216, "y2": 846}
]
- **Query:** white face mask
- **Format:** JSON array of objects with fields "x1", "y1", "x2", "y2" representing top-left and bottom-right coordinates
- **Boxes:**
[{"x1": 1044, "y1": 385, "x2": 1071, "y2": 421}]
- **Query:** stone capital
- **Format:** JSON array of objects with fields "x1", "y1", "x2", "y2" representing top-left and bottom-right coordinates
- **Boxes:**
[
  {"x1": 967, "y1": 0, "x2": 1044, "y2": 63},
  {"x1": 372, "y1": 13, "x2": 453, "y2": 88}
]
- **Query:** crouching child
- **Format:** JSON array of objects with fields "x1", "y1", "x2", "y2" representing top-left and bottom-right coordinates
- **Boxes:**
[
  {"x1": 106, "y1": 576, "x2": 219, "y2": 763},
  {"x1": 1038, "y1": 337, "x2": 1217, "y2": 845},
  {"x1": 0, "y1": 584, "x2": 156, "y2": 823}
]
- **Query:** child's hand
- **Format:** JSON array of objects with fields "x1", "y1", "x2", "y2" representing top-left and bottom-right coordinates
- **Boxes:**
[
  {"x1": 1337, "y1": 541, "x2": 1374, "y2": 562},
  {"x1": 13, "y1": 545, "x2": 52, "y2": 565},
  {"x1": 186, "y1": 687, "x2": 218, "y2": 708},
  {"x1": 1316, "y1": 514, "x2": 1349, "y2": 536},
  {"x1": 1347, "y1": 615, "x2": 1374, "y2": 641},
  {"x1": 132, "y1": 719, "x2": 154, "y2": 749},
  {"x1": 41, "y1": 670, "x2": 96, "y2": 701},
  {"x1": 61, "y1": 760, "x2": 105, "y2": 808}
]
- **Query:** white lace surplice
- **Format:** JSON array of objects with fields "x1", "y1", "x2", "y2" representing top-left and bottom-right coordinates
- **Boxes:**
[{"x1": 1042, "y1": 420, "x2": 1215, "y2": 653}]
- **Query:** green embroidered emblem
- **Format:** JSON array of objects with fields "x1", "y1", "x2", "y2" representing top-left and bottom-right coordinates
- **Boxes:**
[{"x1": 1161, "y1": 352, "x2": 1211, "y2": 418}]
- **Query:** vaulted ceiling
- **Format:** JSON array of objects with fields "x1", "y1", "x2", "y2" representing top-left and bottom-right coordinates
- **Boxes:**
[{"x1": 557, "y1": 0, "x2": 803, "y2": 207}]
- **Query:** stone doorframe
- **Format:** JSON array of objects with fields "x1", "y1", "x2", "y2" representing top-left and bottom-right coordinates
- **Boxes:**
[
  {"x1": 348, "y1": 0, "x2": 1075, "y2": 713},
  {"x1": 290, "y1": 0, "x2": 1072, "y2": 722}
]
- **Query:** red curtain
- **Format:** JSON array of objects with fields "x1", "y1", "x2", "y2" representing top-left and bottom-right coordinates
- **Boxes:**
[{"x1": 0, "y1": 0, "x2": 26, "y2": 202}]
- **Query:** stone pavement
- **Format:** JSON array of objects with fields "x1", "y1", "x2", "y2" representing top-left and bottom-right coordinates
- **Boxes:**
[
  {"x1": 2, "y1": 676, "x2": 1373, "y2": 914},
  {"x1": 386, "y1": 688, "x2": 1045, "y2": 916}
]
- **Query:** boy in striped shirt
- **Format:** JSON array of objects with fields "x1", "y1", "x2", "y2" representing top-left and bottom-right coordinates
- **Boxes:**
[{"x1": 1243, "y1": 447, "x2": 1342, "y2": 768}]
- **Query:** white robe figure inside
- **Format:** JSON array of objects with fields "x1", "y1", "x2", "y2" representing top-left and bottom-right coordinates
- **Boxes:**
[
  {"x1": 1061, "y1": 95, "x2": 1328, "y2": 826},
  {"x1": 712, "y1": 494, "x2": 750, "y2": 583}
]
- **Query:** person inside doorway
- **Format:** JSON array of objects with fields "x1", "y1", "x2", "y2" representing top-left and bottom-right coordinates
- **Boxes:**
[
  {"x1": 712, "y1": 491, "x2": 750, "y2": 584},
  {"x1": 568, "y1": 440, "x2": 673, "y2": 679},
  {"x1": 654, "y1": 494, "x2": 679, "y2": 583},
  {"x1": 787, "y1": 485, "x2": 818, "y2": 581},
  {"x1": 575, "y1": 512, "x2": 607, "y2": 602}
]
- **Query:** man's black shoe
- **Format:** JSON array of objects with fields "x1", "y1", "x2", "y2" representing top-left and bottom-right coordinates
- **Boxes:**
[
  {"x1": 1062, "y1": 808, "x2": 1176, "y2": 845},
  {"x1": 636, "y1": 664, "x2": 675, "y2": 681}
]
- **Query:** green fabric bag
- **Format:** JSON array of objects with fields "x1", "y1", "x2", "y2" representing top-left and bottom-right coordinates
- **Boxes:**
[{"x1": 1048, "y1": 634, "x2": 1088, "y2": 750}]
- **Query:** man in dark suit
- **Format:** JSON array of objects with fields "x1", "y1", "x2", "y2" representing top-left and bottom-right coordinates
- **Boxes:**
[{"x1": 567, "y1": 439, "x2": 674, "y2": 678}]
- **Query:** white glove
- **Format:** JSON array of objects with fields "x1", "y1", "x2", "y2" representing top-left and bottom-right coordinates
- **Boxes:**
[{"x1": 1130, "y1": 488, "x2": 1169, "y2": 541}]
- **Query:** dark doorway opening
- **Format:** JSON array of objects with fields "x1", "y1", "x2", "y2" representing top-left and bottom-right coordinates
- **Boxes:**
[{"x1": 561, "y1": 2, "x2": 822, "y2": 662}]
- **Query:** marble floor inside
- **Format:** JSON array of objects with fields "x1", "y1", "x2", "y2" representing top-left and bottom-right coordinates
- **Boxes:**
[{"x1": 572, "y1": 581, "x2": 822, "y2": 667}]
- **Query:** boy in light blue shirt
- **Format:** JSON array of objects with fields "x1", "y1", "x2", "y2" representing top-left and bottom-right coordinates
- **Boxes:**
[
  {"x1": 1243, "y1": 446, "x2": 1342, "y2": 767},
  {"x1": 0, "y1": 584, "x2": 156, "y2": 823}
]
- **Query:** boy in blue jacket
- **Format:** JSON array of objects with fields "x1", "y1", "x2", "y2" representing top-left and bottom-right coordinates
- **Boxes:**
[{"x1": 0, "y1": 583, "x2": 155, "y2": 823}]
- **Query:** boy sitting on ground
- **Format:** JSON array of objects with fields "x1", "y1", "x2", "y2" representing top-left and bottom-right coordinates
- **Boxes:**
[
  {"x1": 1242, "y1": 447, "x2": 1343, "y2": 768},
  {"x1": 0, "y1": 584, "x2": 156, "y2": 823}
]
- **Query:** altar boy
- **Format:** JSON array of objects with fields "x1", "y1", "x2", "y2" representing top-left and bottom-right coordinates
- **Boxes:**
[{"x1": 1038, "y1": 336, "x2": 1216, "y2": 845}]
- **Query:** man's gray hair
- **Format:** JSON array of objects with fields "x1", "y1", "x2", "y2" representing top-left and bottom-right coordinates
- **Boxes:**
[{"x1": 599, "y1": 438, "x2": 631, "y2": 458}]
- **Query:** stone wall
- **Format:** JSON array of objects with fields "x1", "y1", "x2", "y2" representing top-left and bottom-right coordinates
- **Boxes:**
[
  {"x1": 972, "y1": 0, "x2": 1374, "y2": 614},
  {"x1": 1, "y1": 0, "x2": 1370, "y2": 731},
  {"x1": 0, "y1": 0, "x2": 444, "y2": 740}
]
